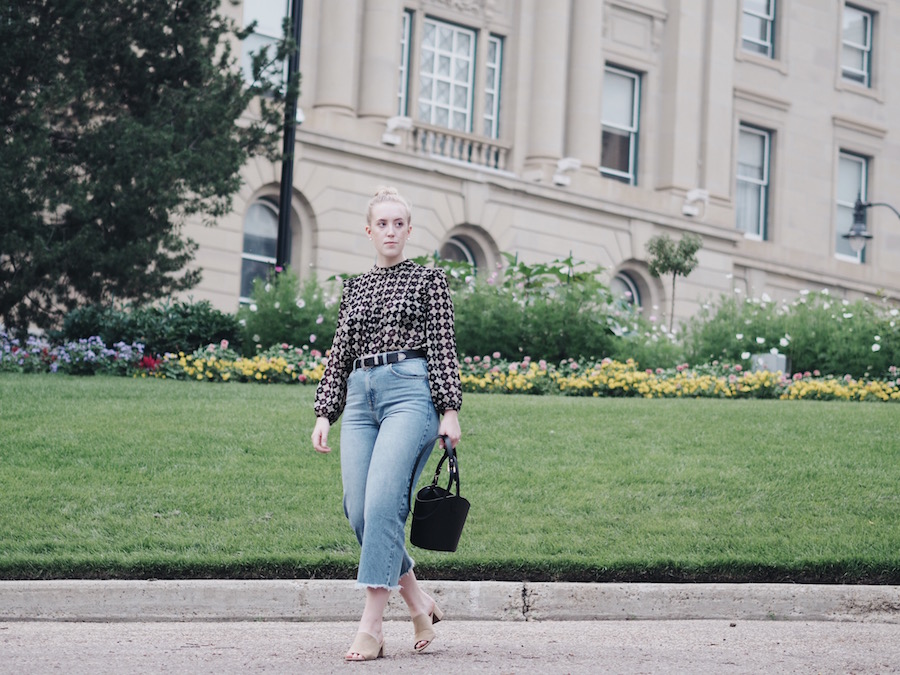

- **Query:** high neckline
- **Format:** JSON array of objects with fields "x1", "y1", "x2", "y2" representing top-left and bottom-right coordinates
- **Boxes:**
[{"x1": 372, "y1": 258, "x2": 413, "y2": 274}]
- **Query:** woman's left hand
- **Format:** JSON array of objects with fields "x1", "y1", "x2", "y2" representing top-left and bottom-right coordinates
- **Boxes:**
[{"x1": 438, "y1": 410, "x2": 461, "y2": 450}]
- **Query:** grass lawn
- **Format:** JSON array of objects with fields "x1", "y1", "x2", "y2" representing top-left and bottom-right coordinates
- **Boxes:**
[{"x1": 1, "y1": 373, "x2": 899, "y2": 583}]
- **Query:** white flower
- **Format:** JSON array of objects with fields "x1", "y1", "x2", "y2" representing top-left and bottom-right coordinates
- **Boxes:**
[
  {"x1": 273, "y1": 302, "x2": 280, "y2": 309},
  {"x1": 264, "y1": 283, "x2": 272, "y2": 293},
  {"x1": 874, "y1": 335, "x2": 881, "y2": 342},
  {"x1": 249, "y1": 304, "x2": 258, "y2": 312},
  {"x1": 756, "y1": 337, "x2": 765, "y2": 344},
  {"x1": 872, "y1": 344, "x2": 881, "y2": 352},
  {"x1": 736, "y1": 333, "x2": 744, "y2": 340},
  {"x1": 296, "y1": 299, "x2": 306, "y2": 309},
  {"x1": 770, "y1": 347, "x2": 779, "y2": 355},
  {"x1": 239, "y1": 319, "x2": 246, "y2": 327},
  {"x1": 821, "y1": 288, "x2": 830, "y2": 295},
  {"x1": 843, "y1": 313, "x2": 853, "y2": 319},
  {"x1": 799, "y1": 289, "x2": 810, "y2": 296},
  {"x1": 823, "y1": 302, "x2": 831, "y2": 310},
  {"x1": 252, "y1": 334, "x2": 260, "y2": 343},
  {"x1": 761, "y1": 293, "x2": 772, "y2": 303},
  {"x1": 842, "y1": 299, "x2": 850, "y2": 306},
  {"x1": 890, "y1": 309, "x2": 899, "y2": 317},
  {"x1": 780, "y1": 338, "x2": 789, "y2": 347},
  {"x1": 741, "y1": 351, "x2": 751, "y2": 360}
]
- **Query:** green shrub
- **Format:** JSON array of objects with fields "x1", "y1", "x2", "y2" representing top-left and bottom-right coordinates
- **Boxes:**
[
  {"x1": 236, "y1": 267, "x2": 339, "y2": 355},
  {"x1": 54, "y1": 300, "x2": 241, "y2": 356},
  {"x1": 428, "y1": 254, "x2": 619, "y2": 363},
  {"x1": 683, "y1": 290, "x2": 900, "y2": 378}
]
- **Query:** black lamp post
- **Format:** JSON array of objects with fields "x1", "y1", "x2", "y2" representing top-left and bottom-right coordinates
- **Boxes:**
[
  {"x1": 276, "y1": 0, "x2": 304, "y2": 270},
  {"x1": 842, "y1": 196, "x2": 900, "y2": 254}
]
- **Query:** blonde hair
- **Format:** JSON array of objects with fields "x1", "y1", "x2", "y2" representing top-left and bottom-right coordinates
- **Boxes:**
[{"x1": 366, "y1": 186, "x2": 411, "y2": 225}]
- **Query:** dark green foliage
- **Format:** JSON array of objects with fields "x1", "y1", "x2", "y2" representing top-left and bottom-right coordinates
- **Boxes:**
[
  {"x1": 236, "y1": 268, "x2": 339, "y2": 355},
  {"x1": 0, "y1": 0, "x2": 297, "y2": 335},
  {"x1": 683, "y1": 291, "x2": 900, "y2": 378},
  {"x1": 425, "y1": 254, "x2": 618, "y2": 362},
  {"x1": 53, "y1": 300, "x2": 241, "y2": 356}
]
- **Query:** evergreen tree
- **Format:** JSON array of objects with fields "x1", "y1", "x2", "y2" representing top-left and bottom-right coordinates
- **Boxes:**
[{"x1": 0, "y1": 0, "x2": 295, "y2": 334}]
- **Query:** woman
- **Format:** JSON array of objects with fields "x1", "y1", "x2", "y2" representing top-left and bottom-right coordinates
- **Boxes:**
[{"x1": 311, "y1": 187, "x2": 463, "y2": 661}]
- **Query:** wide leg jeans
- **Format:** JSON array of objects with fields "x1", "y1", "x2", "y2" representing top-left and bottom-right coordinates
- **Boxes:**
[{"x1": 339, "y1": 357, "x2": 439, "y2": 589}]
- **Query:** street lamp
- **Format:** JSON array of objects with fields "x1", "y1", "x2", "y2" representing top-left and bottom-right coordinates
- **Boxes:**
[{"x1": 843, "y1": 196, "x2": 900, "y2": 254}]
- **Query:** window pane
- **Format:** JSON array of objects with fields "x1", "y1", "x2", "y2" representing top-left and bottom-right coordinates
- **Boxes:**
[
  {"x1": 843, "y1": 8, "x2": 869, "y2": 46},
  {"x1": 841, "y1": 45, "x2": 865, "y2": 72},
  {"x1": 742, "y1": 14, "x2": 768, "y2": 42},
  {"x1": 737, "y1": 131, "x2": 765, "y2": 181},
  {"x1": 736, "y1": 182, "x2": 762, "y2": 236},
  {"x1": 835, "y1": 204, "x2": 857, "y2": 258},
  {"x1": 241, "y1": 259, "x2": 274, "y2": 299},
  {"x1": 744, "y1": 0, "x2": 771, "y2": 16},
  {"x1": 602, "y1": 71, "x2": 635, "y2": 128},
  {"x1": 243, "y1": 0, "x2": 288, "y2": 36},
  {"x1": 243, "y1": 203, "x2": 278, "y2": 258},
  {"x1": 838, "y1": 156, "x2": 864, "y2": 203},
  {"x1": 601, "y1": 127, "x2": 631, "y2": 174}
]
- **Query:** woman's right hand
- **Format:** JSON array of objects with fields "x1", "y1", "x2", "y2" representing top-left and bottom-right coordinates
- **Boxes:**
[{"x1": 311, "y1": 417, "x2": 332, "y2": 454}]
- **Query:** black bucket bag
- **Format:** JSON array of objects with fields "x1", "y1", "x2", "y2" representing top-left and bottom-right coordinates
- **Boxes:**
[{"x1": 409, "y1": 435, "x2": 470, "y2": 552}]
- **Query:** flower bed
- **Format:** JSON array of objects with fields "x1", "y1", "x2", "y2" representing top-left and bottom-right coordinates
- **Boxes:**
[{"x1": 3, "y1": 331, "x2": 897, "y2": 402}]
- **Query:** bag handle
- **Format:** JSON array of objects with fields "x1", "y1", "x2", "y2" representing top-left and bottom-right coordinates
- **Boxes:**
[{"x1": 408, "y1": 434, "x2": 458, "y2": 505}]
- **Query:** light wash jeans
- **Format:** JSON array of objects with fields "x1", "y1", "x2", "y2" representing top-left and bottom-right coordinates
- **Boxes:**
[{"x1": 340, "y1": 357, "x2": 439, "y2": 589}]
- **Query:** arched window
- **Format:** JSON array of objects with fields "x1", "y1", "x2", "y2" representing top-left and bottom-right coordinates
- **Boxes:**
[
  {"x1": 439, "y1": 236, "x2": 477, "y2": 269},
  {"x1": 611, "y1": 271, "x2": 641, "y2": 307},
  {"x1": 241, "y1": 200, "x2": 279, "y2": 301}
]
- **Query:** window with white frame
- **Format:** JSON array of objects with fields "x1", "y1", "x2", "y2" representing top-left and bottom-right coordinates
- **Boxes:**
[
  {"x1": 241, "y1": 0, "x2": 289, "y2": 87},
  {"x1": 836, "y1": 152, "x2": 868, "y2": 262},
  {"x1": 241, "y1": 200, "x2": 280, "y2": 300},
  {"x1": 841, "y1": 5, "x2": 873, "y2": 87},
  {"x1": 741, "y1": 0, "x2": 776, "y2": 58},
  {"x1": 483, "y1": 35, "x2": 503, "y2": 138},
  {"x1": 736, "y1": 125, "x2": 771, "y2": 240},
  {"x1": 398, "y1": 10, "x2": 412, "y2": 116},
  {"x1": 400, "y1": 16, "x2": 503, "y2": 140},
  {"x1": 418, "y1": 18, "x2": 476, "y2": 132},
  {"x1": 601, "y1": 65, "x2": 641, "y2": 185}
]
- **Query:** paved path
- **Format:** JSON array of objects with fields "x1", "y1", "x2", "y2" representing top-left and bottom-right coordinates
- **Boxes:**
[
  {"x1": 2, "y1": 580, "x2": 900, "y2": 673},
  {"x1": 3, "y1": 619, "x2": 900, "y2": 674}
]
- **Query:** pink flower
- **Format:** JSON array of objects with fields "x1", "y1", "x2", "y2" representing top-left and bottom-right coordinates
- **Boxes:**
[
  {"x1": 493, "y1": 351, "x2": 501, "y2": 359},
  {"x1": 281, "y1": 343, "x2": 289, "y2": 349},
  {"x1": 491, "y1": 366, "x2": 500, "y2": 373},
  {"x1": 538, "y1": 360, "x2": 547, "y2": 370},
  {"x1": 298, "y1": 374, "x2": 307, "y2": 383},
  {"x1": 464, "y1": 356, "x2": 472, "y2": 364},
  {"x1": 311, "y1": 349, "x2": 322, "y2": 358},
  {"x1": 309, "y1": 334, "x2": 317, "y2": 343},
  {"x1": 655, "y1": 368, "x2": 664, "y2": 375},
  {"x1": 813, "y1": 369, "x2": 821, "y2": 376},
  {"x1": 734, "y1": 365, "x2": 742, "y2": 372},
  {"x1": 316, "y1": 315, "x2": 324, "y2": 325},
  {"x1": 275, "y1": 265, "x2": 284, "y2": 272},
  {"x1": 793, "y1": 372, "x2": 803, "y2": 381}
]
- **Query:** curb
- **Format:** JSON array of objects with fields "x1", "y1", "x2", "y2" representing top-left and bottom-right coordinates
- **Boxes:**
[{"x1": 2, "y1": 580, "x2": 899, "y2": 623}]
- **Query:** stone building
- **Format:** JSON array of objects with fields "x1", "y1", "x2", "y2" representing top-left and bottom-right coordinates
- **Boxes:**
[{"x1": 189, "y1": 0, "x2": 900, "y2": 329}]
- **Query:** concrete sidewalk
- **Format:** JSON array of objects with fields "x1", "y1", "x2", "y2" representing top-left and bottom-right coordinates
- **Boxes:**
[
  {"x1": 2, "y1": 579, "x2": 899, "y2": 623},
  {"x1": 2, "y1": 581, "x2": 900, "y2": 673}
]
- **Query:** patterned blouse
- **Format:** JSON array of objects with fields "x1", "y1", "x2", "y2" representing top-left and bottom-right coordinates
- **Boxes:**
[{"x1": 314, "y1": 259, "x2": 463, "y2": 424}]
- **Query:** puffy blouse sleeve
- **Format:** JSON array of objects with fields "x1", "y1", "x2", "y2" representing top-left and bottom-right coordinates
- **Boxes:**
[
  {"x1": 425, "y1": 268, "x2": 462, "y2": 413},
  {"x1": 313, "y1": 278, "x2": 356, "y2": 424}
]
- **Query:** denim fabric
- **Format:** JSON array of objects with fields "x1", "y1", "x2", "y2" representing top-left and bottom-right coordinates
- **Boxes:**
[{"x1": 340, "y1": 357, "x2": 439, "y2": 589}]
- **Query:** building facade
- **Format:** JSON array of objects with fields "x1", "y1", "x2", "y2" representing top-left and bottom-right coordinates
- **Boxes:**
[{"x1": 189, "y1": 0, "x2": 900, "y2": 329}]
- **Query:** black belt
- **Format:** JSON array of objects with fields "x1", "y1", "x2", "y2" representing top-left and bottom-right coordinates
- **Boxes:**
[{"x1": 352, "y1": 349, "x2": 426, "y2": 370}]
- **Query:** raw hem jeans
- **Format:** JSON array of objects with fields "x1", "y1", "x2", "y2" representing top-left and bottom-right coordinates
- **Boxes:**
[{"x1": 339, "y1": 358, "x2": 439, "y2": 590}]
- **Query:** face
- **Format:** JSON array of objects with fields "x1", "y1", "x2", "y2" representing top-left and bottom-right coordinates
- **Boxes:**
[{"x1": 366, "y1": 200, "x2": 411, "y2": 267}]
